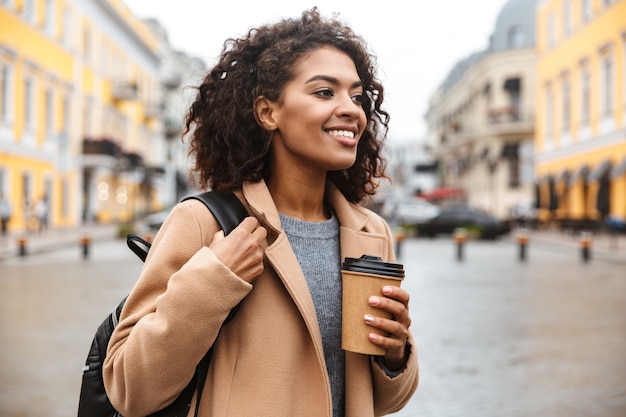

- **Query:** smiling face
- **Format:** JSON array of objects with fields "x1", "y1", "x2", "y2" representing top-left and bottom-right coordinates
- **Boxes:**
[{"x1": 257, "y1": 46, "x2": 368, "y2": 179}]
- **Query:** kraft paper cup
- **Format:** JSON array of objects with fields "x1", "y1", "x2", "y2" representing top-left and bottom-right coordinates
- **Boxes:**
[{"x1": 341, "y1": 255, "x2": 404, "y2": 355}]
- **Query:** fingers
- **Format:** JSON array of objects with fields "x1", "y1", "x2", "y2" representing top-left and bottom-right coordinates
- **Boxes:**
[
  {"x1": 210, "y1": 217, "x2": 267, "y2": 283},
  {"x1": 365, "y1": 285, "x2": 412, "y2": 364}
]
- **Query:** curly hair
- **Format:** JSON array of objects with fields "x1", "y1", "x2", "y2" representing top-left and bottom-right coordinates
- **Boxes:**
[{"x1": 183, "y1": 7, "x2": 389, "y2": 203}]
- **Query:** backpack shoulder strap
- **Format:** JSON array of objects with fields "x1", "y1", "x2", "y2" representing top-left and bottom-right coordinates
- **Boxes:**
[
  {"x1": 181, "y1": 190, "x2": 248, "y2": 236},
  {"x1": 127, "y1": 191, "x2": 248, "y2": 262}
]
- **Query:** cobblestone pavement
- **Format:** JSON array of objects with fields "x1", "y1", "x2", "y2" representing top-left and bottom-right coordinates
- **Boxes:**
[
  {"x1": 390, "y1": 237, "x2": 626, "y2": 417},
  {"x1": 0, "y1": 234, "x2": 624, "y2": 416}
]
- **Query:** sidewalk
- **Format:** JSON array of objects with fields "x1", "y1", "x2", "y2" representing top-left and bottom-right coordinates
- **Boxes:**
[{"x1": 0, "y1": 223, "x2": 121, "y2": 261}]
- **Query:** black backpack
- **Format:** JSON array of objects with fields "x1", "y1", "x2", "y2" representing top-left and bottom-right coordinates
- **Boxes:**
[{"x1": 78, "y1": 191, "x2": 248, "y2": 417}]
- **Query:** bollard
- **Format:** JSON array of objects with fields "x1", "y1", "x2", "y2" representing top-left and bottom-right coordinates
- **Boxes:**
[
  {"x1": 453, "y1": 228, "x2": 466, "y2": 261},
  {"x1": 395, "y1": 230, "x2": 406, "y2": 259},
  {"x1": 81, "y1": 235, "x2": 91, "y2": 260},
  {"x1": 580, "y1": 231, "x2": 592, "y2": 263},
  {"x1": 17, "y1": 237, "x2": 27, "y2": 257},
  {"x1": 517, "y1": 229, "x2": 529, "y2": 261}
]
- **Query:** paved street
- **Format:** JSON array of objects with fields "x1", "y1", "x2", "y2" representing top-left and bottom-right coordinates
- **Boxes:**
[{"x1": 0, "y1": 234, "x2": 625, "y2": 416}]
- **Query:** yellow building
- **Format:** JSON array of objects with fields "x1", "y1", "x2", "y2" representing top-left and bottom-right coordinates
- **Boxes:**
[
  {"x1": 536, "y1": 0, "x2": 626, "y2": 230},
  {"x1": 0, "y1": 0, "x2": 163, "y2": 232}
]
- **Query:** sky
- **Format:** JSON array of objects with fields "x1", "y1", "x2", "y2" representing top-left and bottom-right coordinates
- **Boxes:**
[{"x1": 124, "y1": 0, "x2": 509, "y2": 143}]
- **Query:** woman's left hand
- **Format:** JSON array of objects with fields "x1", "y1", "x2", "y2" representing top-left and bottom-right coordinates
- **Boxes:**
[{"x1": 365, "y1": 285, "x2": 411, "y2": 370}]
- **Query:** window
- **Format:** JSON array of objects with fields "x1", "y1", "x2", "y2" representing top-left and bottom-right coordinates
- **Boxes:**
[
  {"x1": 62, "y1": 8, "x2": 71, "y2": 47},
  {"x1": 545, "y1": 84, "x2": 554, "y2": 138},
  {"x1": 45, "y1": 87, "x2": 54, "y2": 135},
  {"x1": 45, "y1": 0, "x2": 55, "y2": 36},
  {"x1": 0, "y1": 64, "x2": 11, "y2": 123},
  {"x1": 562, "y1": 76, "x2": 570, "y2": 131},
  {"x1": 23, "y1": 77, "x2": 34, "y2": 131},
  {"x1": 82, "y1": 100, "x2": 92, "y2": 138},
  {"x1": 580, "y1": 66, "x2": 590, "y2": 124},
  {"x1": 61, "y1": 94, "x2": 69, "y2": 135},
  {"x1": 601, "y1": 54, "x2": 614, "y2": 116},
  {"x1": 547, "y1": 12, "x2": 555, "y2": 49},
  {"x1": 23, "y1": 0, "x2": 35, "y2": 24},
  {"x1": 508, "y1": 26, "x2": 525, "y2": 48},
  {"x1": 582, "y1": 0, "x2": 592, "y2": 22},
  {"x1": 21, "y1": 172, "x2": 31, "y2": 207},
  {"x1": 563, "y1": 0, "x2": 571, "y2": 36},
  {"x1": 83, "y1": 28, "x2": 92, "y2": 64}
]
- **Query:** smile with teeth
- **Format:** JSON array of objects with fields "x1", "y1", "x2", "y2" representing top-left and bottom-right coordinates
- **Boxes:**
[{"x1": 327, "y1": 130, "x2": 355, "y2": 139}]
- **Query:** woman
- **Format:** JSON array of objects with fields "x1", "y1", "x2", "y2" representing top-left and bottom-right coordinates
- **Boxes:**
[{"x1": 104, "y1": 8, "x2": 418, "y2": 417}]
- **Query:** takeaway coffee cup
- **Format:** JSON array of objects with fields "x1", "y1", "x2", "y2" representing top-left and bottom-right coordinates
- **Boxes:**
[{"x1": 341, "y1": 255, "x2": 405, "y2": 355}]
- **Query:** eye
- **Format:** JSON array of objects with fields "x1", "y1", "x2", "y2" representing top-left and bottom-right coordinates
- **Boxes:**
[
  {"x1": 352, "y1": 93, "x2": 363, "y2": 104},
  {"x1": 314, "y1": 88, "x2": 334, "y2": 98}
]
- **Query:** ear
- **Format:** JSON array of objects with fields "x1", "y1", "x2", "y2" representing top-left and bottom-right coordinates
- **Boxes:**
[{"x1": 254, "y1": 96, "x2": 279, "y2": 131}]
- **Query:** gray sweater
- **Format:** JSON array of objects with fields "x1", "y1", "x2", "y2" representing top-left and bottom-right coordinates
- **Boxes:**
[{"x1": 279, "y1": 212, "x2": 344, "y2": 417}]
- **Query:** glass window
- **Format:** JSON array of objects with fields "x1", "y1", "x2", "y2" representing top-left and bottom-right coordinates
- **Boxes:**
[
  {"x1": 547, "y1": 12, "x2": 555, "y2": 49},
  {"x1": 45, "y1": 87, "x2": 54, "y2": 134},
  {"x1": 24, "y1": 77, "x2": 34, "y2": 131},
  {"x1": 23, "y1": 0, "x2": 35, "y2": 24},
  {"x1": 62, "y1": 8, "x2": 71, "y2": 47},
  {"x1": 601, "y1": 54, "x2": 613, "y2": 115},
  {"x1": 562, "y1": 76, "x2": 570, "y2": 130},
  {"x1": 83, "y1": 28, "x2": 92, "y2": 64},
  {"x1": 45, "y1": 0, "x2": 55, "y2": 36},
  {"x1": 563, "y1": 0, "x2": 571, "y2": 36},
  {"x1": 545, "y1": 84, "x2": 554, "y2": 137},
  {"x1": 580, "y1": 66, "x2": 590, "y2": 124},
  {"x1": 508, "y1": 26, "x2": 525, "y2": 48},
  {"x1": 582, "y1": 0, "x2": 592, "y2": 22},
  {"x1": 0, "y1": 64, "x2": 9, "y2": 123}
]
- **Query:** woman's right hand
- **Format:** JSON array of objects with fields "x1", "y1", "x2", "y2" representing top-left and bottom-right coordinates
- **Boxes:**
[{"x1": 209, "y1": 217, "x2": 267, "y2": 283}]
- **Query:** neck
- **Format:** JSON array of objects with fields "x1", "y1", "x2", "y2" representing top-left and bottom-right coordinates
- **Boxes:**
[{"x1": 268, "y1": 168, "x2": 329, "y2": 222}]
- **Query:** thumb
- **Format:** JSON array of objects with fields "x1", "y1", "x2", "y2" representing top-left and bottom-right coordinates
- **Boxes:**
[{"x1": 211, "y1": 230, "x2": 225, "y2": 245}]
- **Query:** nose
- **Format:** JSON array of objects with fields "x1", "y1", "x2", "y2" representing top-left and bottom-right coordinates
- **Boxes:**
[{"x1": 336, "y1": 93, "x2": 361, "y2": 119}]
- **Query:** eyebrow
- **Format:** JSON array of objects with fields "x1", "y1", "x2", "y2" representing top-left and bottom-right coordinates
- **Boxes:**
[{"x1": 305, "y1": 75, "x2": 363, "y2": 89}]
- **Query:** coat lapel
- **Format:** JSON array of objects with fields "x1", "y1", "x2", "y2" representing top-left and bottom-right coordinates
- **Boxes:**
[{"x1": 242, "y1": 181, "x2": 324, "y2": 353}]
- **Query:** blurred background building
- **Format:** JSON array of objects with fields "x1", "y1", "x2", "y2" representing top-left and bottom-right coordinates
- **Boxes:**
[
  {"x1": 423, "y1": 0, "x2": 538, "y2": 219},
  {"x1": 0, "y1": 0, "x2": 205, "y2": 231},
  {"x1": 1, "y1": 0, "x2": 624, "y2": 234},
  {"x1": 534, "y1": 0, "x2": 626, "y2": 231}
]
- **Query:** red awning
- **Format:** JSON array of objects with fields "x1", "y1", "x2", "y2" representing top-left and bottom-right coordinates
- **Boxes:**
[{"x1": 419, "y1": 187, "x2": 465, "y2": 201}]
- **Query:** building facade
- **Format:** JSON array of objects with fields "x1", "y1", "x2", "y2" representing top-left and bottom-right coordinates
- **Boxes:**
[
  {"x1": 535, "y1": 0, "x2": 626, "y2": 229},
  {"x1": 0, "y1": 0, "x2": 202, "y2": 233},
  {"x1": 425, "y1": 0, "x2": 539, "y2": 219}
]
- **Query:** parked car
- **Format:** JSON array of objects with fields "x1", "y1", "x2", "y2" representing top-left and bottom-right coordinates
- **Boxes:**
[
  {"x1": 382, "y1": 197, "x2": 441, "y2": 227},
  {"x1": 416, "y1": 204, "x2": 510, "y2": 239}
]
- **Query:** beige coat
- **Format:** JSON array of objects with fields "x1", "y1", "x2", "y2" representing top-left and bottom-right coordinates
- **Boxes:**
[{"x1": 104, "y1": 180, "x2": 419, "y2": 417}]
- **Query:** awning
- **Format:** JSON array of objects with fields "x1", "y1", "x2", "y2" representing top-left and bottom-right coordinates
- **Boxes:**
[
  {"x1": 568, "y1": 165, "x2": 589, "y2": 186},
  {"x1": 610, "y1": 156, "x2": 626, "y2": 179},
  {"x1": 587, "y1": 159, "x2": 612, "y2": 182},
  {"x1": 557, "y1": 169, "x2": 571, "y2": 182},
  {"x1": 420, "y1": 187, "x2": 465, "y2": 201}
]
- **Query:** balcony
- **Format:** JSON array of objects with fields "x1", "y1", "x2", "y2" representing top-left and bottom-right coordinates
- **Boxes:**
[
  {"x1": 485, "y1": 107, "x2": 534, "y2": 136},
  {"x1": 82, "y1": 138, "x2": 121, "y2": 157},
  {"x1": 143, "y1": 102, "x2": 163, "y2": 119},
  {"x1": 111, "y1": 82, "x2": 138, "y2": 101}
]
